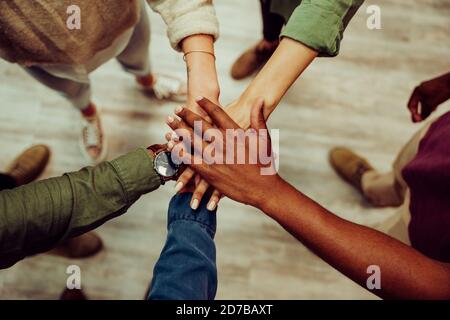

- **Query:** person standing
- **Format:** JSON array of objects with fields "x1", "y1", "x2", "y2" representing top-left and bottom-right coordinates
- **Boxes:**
[{"x1": 0, "y1": 0, "x2": 220, "y2": 163}]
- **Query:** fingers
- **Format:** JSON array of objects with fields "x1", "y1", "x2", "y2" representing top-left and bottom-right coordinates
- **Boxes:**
[
  {"x1": 166, "y1": 115, "x2": 208, "y2": 154},
  {"x1": 196, "y1": 97, "x2": 240, "y2": 129},
  {"x1": 165, "y1": 132, "x2": 179, "y2": 151},
  {"x1": 166, "y1": 115, "x2": 192, "y2": 134},
  {"x1": 407, "y1": 88, "x2": 423, "y2": 123},
  {"x1": 190, "y1": 177, "x2": 210, "y2": 210},
  {"x1": 250, "y1": 97, "x2": 267, "y2": 130},
  {"x1": 207, "y1": 189, "x2": 222, "y2": 211},
  {"x1": 174, "y1": 167, "x2": 195, "y2": 193},
  {"x1": 165, "y1": 131, "x2": 178, "y2": 143},
  {"x1": 174, "y1": 106, "x2": 214, "y2": 134}
]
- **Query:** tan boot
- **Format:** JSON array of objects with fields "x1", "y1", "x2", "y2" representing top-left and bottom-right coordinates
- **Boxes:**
[
  {"x1": 51, "y1": 232, "x2": 103, "y2": 259},
  {"x1": 231, "y1": 41, "x2": 278, "y2": 80},
  {"x1": 6, "y1": 145, "x2": 50, "y2": 186},
  {"x1": 329, "y1": 147, "x2": 374, "y2": 192}
]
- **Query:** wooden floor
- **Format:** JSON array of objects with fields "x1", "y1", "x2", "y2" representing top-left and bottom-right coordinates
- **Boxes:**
[{"x1": 0, "y1": 0, "x2": 449, "y2": 299}]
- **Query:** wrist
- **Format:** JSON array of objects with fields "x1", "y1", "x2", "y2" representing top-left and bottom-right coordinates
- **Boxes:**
[
  {"x1": 228, "y1": 94, "x2": 275, "y2": 129},
  {"x1": 254, "y1": 176, "x2": 291, "y2": 215},
  {"x1": 188, "y1": 83, "x2": 220, "y2": 104},
  {"x1": 186, "y1": 60, "x2": 220, "y2": 106}
]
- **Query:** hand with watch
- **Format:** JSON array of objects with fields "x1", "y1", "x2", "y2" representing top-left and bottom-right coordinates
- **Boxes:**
[{"x1": 147, "y1": 144, "x2": 181, "y2": 185}]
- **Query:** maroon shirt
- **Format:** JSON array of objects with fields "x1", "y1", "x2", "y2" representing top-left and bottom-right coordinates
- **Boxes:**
[{"x1": 402, "y1": 111, "x2": 450, "y2": 262}]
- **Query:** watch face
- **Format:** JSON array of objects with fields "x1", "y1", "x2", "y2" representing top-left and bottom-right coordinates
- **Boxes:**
[{"x1": 154, "y1": 151, "x2": 179, "y2": 178}]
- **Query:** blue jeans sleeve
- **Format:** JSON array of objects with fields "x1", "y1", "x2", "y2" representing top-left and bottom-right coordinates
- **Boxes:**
[{"x1": 148, "y1": 193, "x2": 217, "y2": 300}]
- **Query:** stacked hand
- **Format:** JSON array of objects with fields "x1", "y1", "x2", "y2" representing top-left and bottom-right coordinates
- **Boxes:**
[
  {"x1": 165, "y1": 97, "x2": 282, "y2": 211},
  {"x1": 170, "y1": 96, "x2": 257, "y2": 211},
  {"x1": 407, "y1": 72, "x2": 450, "y2": 123}
]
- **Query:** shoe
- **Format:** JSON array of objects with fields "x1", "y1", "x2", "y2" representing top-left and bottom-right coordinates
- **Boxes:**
[
  {"x1": 329, "y1": 147, "x2": 374, "y2": 192},
  {"x1": 60, "y1": 288, "x2": 88, "y2": 300},
  {"x1": 137, "y1": 73, "x2": 187, "y2": 102},
  {"x1": 231, "y1": 41, "x2": 278, "y2": 80},
  {"x1": 6, "y1": 144, "x2": 50, "y2": 186},
  {"x1": 51, "y1": 232, "x2": 103, "y2": 259},
  {"x1": 80, "y1": 111, "x2": 108, "y2": 164}
]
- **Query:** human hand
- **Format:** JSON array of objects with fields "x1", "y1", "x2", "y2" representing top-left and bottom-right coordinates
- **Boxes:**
[
  {"x1": 225, "y1": 99, "x2": 252, "y2": 129},
  {"x1": 178, "y1": 34, "x2": 222, "y2": 209},
  {"x1": 407, "y1": 72, "x2": 450, "y2": 123},
  {"x1": 182, "y1": 35, "x2": 220, "y2": 116},
  {"x1": 169, "y1": 97, "x2": 254, "y2": 210},
  {"x1": 181, "y1": 82, "x2": 220, "y2": 204},
  {"x1": 166, "y1": 97, "x2": 283, "y2": 210},
  {"x1": 175, "y1": 90, "x2": 221, "y2": 211}
]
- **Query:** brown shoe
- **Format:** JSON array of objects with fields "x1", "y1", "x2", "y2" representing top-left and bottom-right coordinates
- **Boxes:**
[
  {"x1": 6, "y1": 144, "x2": 50, "y2": 186},
  {"x1": 60, "y1": 288, "x2": 88, "y2": 300},
  {"x1": 329, "y1": 147, "x2": 375, "y2": 192},
  {"x1": 231, "y1": 41, "x2": 278, "y2": 80},
  {"x1": 51, "y1": 232, "x2": 103, "y2": 259}
]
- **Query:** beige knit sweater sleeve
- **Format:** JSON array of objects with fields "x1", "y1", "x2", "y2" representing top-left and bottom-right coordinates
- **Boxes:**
[{"x1": 147, "y1": 0, "x2": 219, "y2": 51}]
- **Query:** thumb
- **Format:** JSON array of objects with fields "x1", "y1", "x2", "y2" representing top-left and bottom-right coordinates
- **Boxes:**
[
  {"x1": 407, "y1": 88, "x2": 423, "y2": 123},
  {"x1": 250, "y1": 98, "x2": 267, "y2": 130}
]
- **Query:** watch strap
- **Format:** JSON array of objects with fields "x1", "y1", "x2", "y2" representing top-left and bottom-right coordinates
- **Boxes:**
[{"x1": 147, "y1": 144, "x2": 167, "y2": 155}]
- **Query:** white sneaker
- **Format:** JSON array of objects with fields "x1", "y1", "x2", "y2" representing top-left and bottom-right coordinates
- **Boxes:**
[
  {"x1": 79, "y1": 115, "x2": 108, "y2": 164},
  {"x1": 140, "y1": 74, "x2": 187, "y2": 102}
]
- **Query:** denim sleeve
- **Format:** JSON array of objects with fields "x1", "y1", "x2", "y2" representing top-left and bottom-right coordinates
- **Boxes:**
[{"x1": 148, "y1": 193, "x2": 217, "y2": 300}]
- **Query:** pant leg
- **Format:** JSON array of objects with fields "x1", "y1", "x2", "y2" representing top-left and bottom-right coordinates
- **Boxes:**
[
  {"x1": 148, "y1": 193, "x2": 217, "y2": 300},
  {"x1": 362, "y1": 122, "x2": 432, "y2": 207},
  {"x1": 374, "y1": 190, "x2": 412, "y2": 245},
  {"x1": 260, "y1": 0, "x2": 285, "y2": 42},
  {"x1": 0, "y1": 174, "x2": 17, "y2": 191},
  {"x1": 116, "y1": 1, "x2": 151, "y2": 77},
  {"x1": 23, "y1": 66, "x2": 91, "y2": 110}
]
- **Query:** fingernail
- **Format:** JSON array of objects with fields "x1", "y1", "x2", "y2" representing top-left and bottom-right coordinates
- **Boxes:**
[
  {"x1": 191, "y1": 199, "x2": 199, "y2": 210},
  {"x1": 195, "y1": 96, "x2": 204, "y2": 102},
  {"x1": 174, "y1": 182, "x2": 183, "y2": 193},
  {"x1": 166, "y1": 116, "x2": 174, "y2": 123},
  {"x1": 207, "y1": 200, "x2": 217, "y2": 211},
  {"x1": 175, "y1": 106, "x2": 183, "y2": 114}
]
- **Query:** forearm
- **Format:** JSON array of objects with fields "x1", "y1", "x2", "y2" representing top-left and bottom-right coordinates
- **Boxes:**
[
  {"x1": 0, "y1": 149, "x2": 160, "y2": 269},
  {"x1": 434, "y1": 72, "x2": 450, "y2": 101},
  {"x1": 148, "y1": 193, "x2": 217, "y2": 300},
  {"x1": 182, "y1": 34, "x2": 220, "y2": 106},
  {"x1": 228, "y1": 38, "x2": 317, "y2": 128},
  {"x1": 262, "y1": 181, "x2": 450, "y2": 299}
]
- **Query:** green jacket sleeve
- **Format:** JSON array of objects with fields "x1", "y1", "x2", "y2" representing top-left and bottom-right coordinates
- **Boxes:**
[
  {"x1": 280, "y1": 0, "x2": 364, "y2": 57},
  {"x1": 0, "y1": 148, "x2": 161, "y2": 269}
]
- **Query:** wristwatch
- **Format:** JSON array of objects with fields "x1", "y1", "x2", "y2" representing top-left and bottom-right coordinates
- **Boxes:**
[{"x1": 147, "y1": 144, "x2": 180, "y2": 185}]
